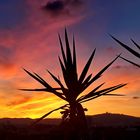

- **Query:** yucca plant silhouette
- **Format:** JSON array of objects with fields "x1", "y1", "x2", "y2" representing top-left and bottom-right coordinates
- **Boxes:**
[
  {"x1": 22, "y1": 30, "x2": 126, "y2": 139},
  {"x1": 110, "y1": 35, "x2": 140, "y2": 68}
]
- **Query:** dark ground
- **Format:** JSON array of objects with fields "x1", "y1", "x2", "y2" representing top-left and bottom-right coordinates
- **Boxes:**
[
  {"x1": 0, "y1": 113, "x2": 140, "y2": 140},
  {"x1": 0, "y1": 124, "x2": 140, "y2": 140}
]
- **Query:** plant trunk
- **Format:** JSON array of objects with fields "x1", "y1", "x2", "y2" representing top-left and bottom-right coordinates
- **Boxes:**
[{"x1": 68, "y1": 102, "x2": 89, "y2": 140}]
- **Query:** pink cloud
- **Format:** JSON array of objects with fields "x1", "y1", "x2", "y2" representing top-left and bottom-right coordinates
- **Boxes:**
[{"x1": 0, "y1": 0, "x2": 86, "y2": 80}]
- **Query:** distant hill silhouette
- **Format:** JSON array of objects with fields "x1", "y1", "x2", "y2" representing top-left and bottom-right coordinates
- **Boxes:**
[
  {"x1": 0, "y1": 118, "x2": 61, "y2": 126},
  {"x1": 87, "y1": 113, "x2": 140, "y2": 127},
  {"x1": 0, "y1": 113, "x2": 140, "y2": 127}
]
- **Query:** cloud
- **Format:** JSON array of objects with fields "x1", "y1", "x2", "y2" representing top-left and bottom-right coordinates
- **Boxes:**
[
  {"x1": 113, "y1": 65, "x2": 122, "y2": 69},
  {"x1": 0, "y1": 0, "x2": 87, "y2": 79},
  {"x1": 0, "y1": 45, "x2": 18, "y2": 78},
  {"x1": 112, "y1": 64, "x2": 139, "y2": 70},
  {"x1": 42, "y1": 0, "x2": 85, "y2": 17},
  {"x1": 132, "y1": 96, "x2": 140, "y2": 99},
  {"x1": 6, "y1": 96, "x2": 31, "y2": 106},
  {"x1": 0, "y1": 45, "x2": 14, "y2": 65},
  {"x1": 43, "y1": 0, "x2": 64, "y2": 11}
]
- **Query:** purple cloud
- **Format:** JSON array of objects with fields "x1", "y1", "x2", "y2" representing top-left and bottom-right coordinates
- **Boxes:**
[{"x1": 42, "y1": 0, "x2": 84, "y2": 17}]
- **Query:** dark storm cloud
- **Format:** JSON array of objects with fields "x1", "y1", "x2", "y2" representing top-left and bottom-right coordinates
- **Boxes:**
[
  {"x1": 43, "y1": 0, "x2": 64, "y2": 11},
  {"x1": 70, "y1": 0, "x2": 84, "y2": 6},
  {"x1": 42, "y1": 0, "x2": 84, "y2": 17}
]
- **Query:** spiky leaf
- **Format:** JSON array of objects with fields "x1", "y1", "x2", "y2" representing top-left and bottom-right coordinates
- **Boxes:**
[
  {"x1": 119, "y1": 56, "x2": 140, "y2": 68},
  {"x1": 65, "y1": 29, "x2": 72, "y2": 66},
  {"x1": 131, "y1": 39, "x2": 140, "y2": 50},
  {"x1": 83, "y1": 54, "x2": 121, "y2": 91},
  {"x1": 32, "y1": 104, "x2": 68, "y2": 125},
  {"x1": 80, "y1": 84, "x2": 126, "y2": 103},
  {"x1": 79, "y1": 49, "x2": 96, "y2": 84},
  {"x1": 110, "y1": 35, "x2": 140, "y2": 58},
  {"x1": 23, "y1": 69, "x2": 52, "y2": 90},
  {"x1": 78, "y1": 83, "x2": 105, "y2": 101},
  {"x1": 47, "y1": 70, "x2": 65, "y2": 90},
  {"x1": 58, "y1": 34, "x2": 67, "y2": 65}
]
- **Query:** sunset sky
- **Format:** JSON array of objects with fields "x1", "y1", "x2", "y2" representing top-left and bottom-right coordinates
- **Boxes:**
[{"x1": 0, "y1": 0, "x2": 140, "y2": 119}]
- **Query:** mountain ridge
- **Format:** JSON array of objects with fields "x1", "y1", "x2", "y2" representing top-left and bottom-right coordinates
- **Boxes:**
[{"x1": 0, "y1": 113, "x2": 140, "y2": 127}]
